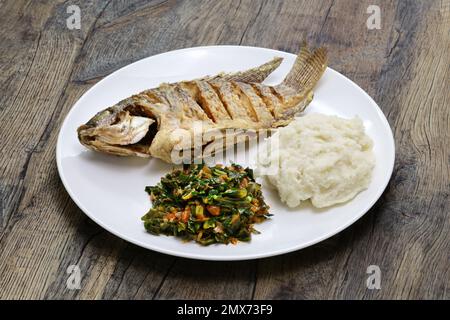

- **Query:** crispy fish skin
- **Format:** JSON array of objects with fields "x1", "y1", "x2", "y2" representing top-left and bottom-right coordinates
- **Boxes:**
[{"x1": 77, "y1": 44, "x2": 328, "y2": 163}]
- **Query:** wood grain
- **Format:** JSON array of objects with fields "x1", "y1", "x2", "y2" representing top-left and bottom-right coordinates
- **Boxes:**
[{"x1": 0, "y1": 0, "x2": 448, "y2": 299}]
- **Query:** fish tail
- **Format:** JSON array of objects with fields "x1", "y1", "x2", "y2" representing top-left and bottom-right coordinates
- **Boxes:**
[{"x1": 282, "y1": 42, "x2": 328, "y2": 92}]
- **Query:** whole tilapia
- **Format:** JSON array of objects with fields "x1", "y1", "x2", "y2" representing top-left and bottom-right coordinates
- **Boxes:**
[{"x1": 77, "y1": 44, "x2": 327, "y2": 163}]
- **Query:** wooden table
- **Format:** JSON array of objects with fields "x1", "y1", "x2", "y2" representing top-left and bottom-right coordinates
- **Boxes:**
[{"x1": 0, "y1": 0, "x2": 448, "y2": 300}]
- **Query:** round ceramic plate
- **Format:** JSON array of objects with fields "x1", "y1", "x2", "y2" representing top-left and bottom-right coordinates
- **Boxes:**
[{"x1": 57, "y1": 46, "x2": 395, "y2": 261}]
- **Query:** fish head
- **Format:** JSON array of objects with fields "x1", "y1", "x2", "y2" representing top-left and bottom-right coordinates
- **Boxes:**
[{"x1": 77, "y1": 97, "x2": 158, "y2": 157}]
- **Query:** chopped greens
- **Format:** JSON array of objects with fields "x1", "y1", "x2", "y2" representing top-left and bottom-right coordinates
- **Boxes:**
[{"x1": 141, "y1": 163, "x2": 271, "y2": 245}]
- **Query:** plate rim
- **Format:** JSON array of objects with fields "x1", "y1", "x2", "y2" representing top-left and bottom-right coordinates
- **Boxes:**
[{"x1": 56, "y1": 45, "x2": 395, "y2": 261}]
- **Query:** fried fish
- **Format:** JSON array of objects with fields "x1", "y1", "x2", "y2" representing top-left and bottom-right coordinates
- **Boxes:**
[{"x1": 77, "y1": 44, "x2": 328, "y2": 163}]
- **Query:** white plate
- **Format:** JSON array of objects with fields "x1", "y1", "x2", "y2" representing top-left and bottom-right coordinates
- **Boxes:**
[{"x1": 57, "y1": 46, "x2": 395, "y2": 261}]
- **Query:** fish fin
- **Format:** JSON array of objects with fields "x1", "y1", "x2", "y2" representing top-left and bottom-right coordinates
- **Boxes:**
[
  {"x1": 203, "y1": 56, "x2": 283, "y2": 83},
  {"x1": 281, "y1": 42, "x2": 328, "y2": 92}
]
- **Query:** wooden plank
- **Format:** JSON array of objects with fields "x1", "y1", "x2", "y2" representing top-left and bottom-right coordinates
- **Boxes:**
[
  {"x1": 0, "y1": 0, "x2": 138, "y2": 299},
  {"x1": 255, "y1": 0, "x2": 450, "y2": 299},
  {"x1": 154, "y1": 259, "x2": 256, "y2": 300}
]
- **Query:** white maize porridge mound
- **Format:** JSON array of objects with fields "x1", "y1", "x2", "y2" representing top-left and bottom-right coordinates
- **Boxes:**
[{"x1": 258, "y1": 113, "x2": 375, "y2": 208}]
